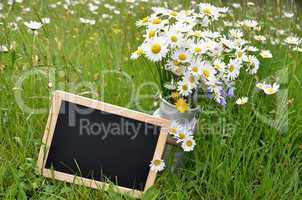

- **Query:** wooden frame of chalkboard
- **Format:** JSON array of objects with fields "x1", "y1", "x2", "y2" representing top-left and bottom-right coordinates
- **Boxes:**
[{"x1": 37, "y1": 90, "x2": 170, "y2": 198}]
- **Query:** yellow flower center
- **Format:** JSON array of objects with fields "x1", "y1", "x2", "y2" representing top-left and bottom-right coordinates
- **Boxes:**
[
  {"x1": 152, "y1": 18, "x2": 161, "y2": 24},
  {"x1": 178, "y1": 133, "x2": 185, "y2": 140},
  {"x1": 171, "y1": 92, "x2": 179, "y2": 99},
  {"x1": 189, "y1": 75, "x2": 195, "y2": 83},
  {"x1": 170, "y1": 11, "x2": 177, "y2": 17},
  {"x1": 173, "y1": 60, "x2": 180, "y2": 65},
  {"x1": 148, "y1": 30, "x2": 156, "y2": 38},
  {"x1": 203, "y1": 70, "x2": 209, "y2": 78},
  {"x1": 214, "y1": 63, "x2": 220, "y2": 69},
  {"x1": 175, "y1": 98, "x2": 188, "y2": 113},
  {"x1": 186, "y1": 140, "x2": 193, "y2": 147},
  {"x1": 169, "y1": 127, "x2": 177, "y2": 135},
  {"x1": 192, "y1": 66, "x2": 198, "y2": 73},
  {"x1": 266, "y1": 88, "x2": 274, "y2": 93},
  {"x1": 203, "y1": 7, "x2": 212, "y2": 15},
  {"x1": 153, "y1": 159, "x2": 161, "y2": 166},
  {"x1": 182, "y1": 84, "x2": 188, "y2": 91},
  {"x1": 194, "y1": 47, "x2": 201, "y2": 53},
  {"x1": 237, "y1": 51, "x2": 243, "y2": 58},
  {"x1": 229, "y1": 64, "x2": 235, "y2": 72},
  {"x1": 178, "y1": 53, "x2": 187, "y2": 61},
  {"x1": 142, "y1": 17, "x2": 149, "y2": 23},
  {"x1": 170, "y1": 35, "x2": 178, "y2": 42},
  {"x1": 151, "y1": 43, "x2": 161, "y2": 54}
]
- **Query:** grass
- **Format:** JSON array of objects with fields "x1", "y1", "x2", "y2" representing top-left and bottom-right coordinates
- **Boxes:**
[{"x1": 0, "y1": 0, "x2": 301, "y2": 199}]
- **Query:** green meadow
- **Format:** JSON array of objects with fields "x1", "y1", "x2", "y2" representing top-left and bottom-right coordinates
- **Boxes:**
[{"x1": 0, "y1": 0, "x2": 301, "y2": 199}]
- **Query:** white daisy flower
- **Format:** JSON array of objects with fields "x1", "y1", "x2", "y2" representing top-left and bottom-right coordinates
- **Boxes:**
[
  {"x1": 229, "y1": 29, "x2": 244, "y2": 39},
  {"x1": 184, "y1": 71, "x2": 199, "y2": 88},
  {"x1": 149, "y1": 159, "x2": 165, "y2": 172},
  {"x1": 175, "y1": 129, "x2": 192, "y2": 143},
  {"x1": 130, "y1": 46, "x2": 144, "y2": 60},
  {"x1": 227, "y1": 59, "x2": 241, "y2": 80},
  {"x1": 200, "y1": 61, "x2": 216, "y2": 80},
  {"x1": 236, "y1": 97, "x2": 248, "y2": 105},
  {"x1": 260, "y1": 50, "x2": 272, "y2": 58},
  {"x1": 283, "y1": 12, "x2": 294, "y2": 18},
  {"x1": 190, "y1": 40, "x2": 207, "y2": 55},
  {"x1": 241, "y1": 19, "x2": 258, "y2": 29},
  {"x1": 135, "y1": 17, "x2": 149, "y2": 27},
  {"x1": 293, "y1": 47, "x2": 302, "y2": 53},
  {"x1": 166, "y1": 28, "x2": 183, "y2": 47},
  {"x1": 262, "y1": 83, "x2": 280, "y2": 95},
  {"x1": 232, "y1": 3, "x2": 241, "y2": 8},
  {"x1": 181, "y1": 136, "x2": 196, "y2": 152},
  {"x1": 247, "y1": 2, "x2": 255, "y2": 6},
  {"x1": 213, "y1": 59, "x2": 226, "y2": 72},
  {"x1": 188, "y1": 61, "x2": 202, "y2": 77},
  {"x1": 247, "y1": 46, "x2": 259, "y2": 52},
  {"x1": 254, "y1": 35, "x2": 266, "y2": 42},
  {"x1": 144, "y1": 28, "x2": 158, "y2": 39},
  {"x1": 41, "y1": 18, "x2": 50, "y2": 24},
  {"x1": 24, "y1": 21, "x2": 43, "y2": 30},
  {"x1": 244, "y1": 55, "x2": 259, "y2": 74},
  {"x1": 235, "y1": 48, "x2": 247, "y2": 62},
  {"x1": 177, "y1": 79, "x2": 192, "y2": 96},
  {"x1": 284, "y1": 36, "x2": 301, "y2": 46},
  {"x1": 0, "y1": 45, "x2": 8, "y2": 53},
  {"x1": 142, "y1": 37, "x2": 168, "y2": 62},
  {"x1": 173, "y1": 48, "x2": 191, "y2": 63},
  {"x1": 256, "y1": 82, "x2": 266, "y2": 90},
  {"x1": 199, "y1": 3, "x2": 220, "y2": 20}
]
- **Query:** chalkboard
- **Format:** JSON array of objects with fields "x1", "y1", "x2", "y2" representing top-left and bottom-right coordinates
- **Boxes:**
[{"x1": 37, "y1": 91, "x2": 170, "y2": 198}]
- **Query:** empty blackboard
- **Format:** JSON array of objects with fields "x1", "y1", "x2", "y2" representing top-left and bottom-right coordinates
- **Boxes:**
[{"x1": 37, "y1": 91, "x2": 170, "y2": 198}]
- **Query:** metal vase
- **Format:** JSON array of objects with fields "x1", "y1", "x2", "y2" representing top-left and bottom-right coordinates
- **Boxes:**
[{"x1": 153, "y1": 98, "x2": 200, "y2": 172}]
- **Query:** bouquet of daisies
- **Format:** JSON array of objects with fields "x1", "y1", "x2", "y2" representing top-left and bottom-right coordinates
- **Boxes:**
[
  {"x1": 131, "y1": 3, "x2": 263, "y2": 112},
  {"x1": 131, "y1": 3, "x2": 278, "y2": 155}
]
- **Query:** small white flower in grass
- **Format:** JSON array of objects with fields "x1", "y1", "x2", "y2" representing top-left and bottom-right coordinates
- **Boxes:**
[
  {"x1": 229, "y1": 29, "x2": 243, "y2": 39},
  {"x1": 284, "y1": 36, "x2": 301, "y2": 46},
  {"x1": 236, "y1": 97, "x2": 248, "y2": 105},
  {"x1": 241, "y1": 19, "x2": 258, "y2": 29},
  {"x1": 232, "y1": 3, "x2": 241, "y2": 8},
  {"x1": 24, "y1": 21, "x2": 43, "y2": 30},
  {"x1": 283, "y1": 12, "x2": 294, "y2": 18},
  {"x1": 150, "y1": 159, "x2": 165, "y2": 172},
  {"x1": 247, "y1": 46, "x2": 259, "y2": 52},
  {"x1": 247, "y1": 2, "x2": 255, "y2": 6},
  {"x1": 142, "y1": 37, "x2": 168, "y2": 62},
  {"x1": 260, "y1": 50, "x2": 272, "y2": 58},
  {"x1": 181, "y1": 136, "x2": 196, "y2": 152},
  {"x1": 244, "y1": 55, "x2": 259, "y2": 74},
  {"x1": 262, "y1": 83, "x2": 280, "y2": 95},
  {"x1": 177, "y1": 80, "x2": 191, "y2": 97},
  {"x1": 256, "y1": 82, "x2": 265, "y2": 90},
  {"x1": 41, "y1": 18, "x2": 50, "y2": 24},
  {"x1": 0, "y1": 45, "x2": 8, "y2": 53},
  {"x1": 254, "y1": 35, "x2": 266, "y2": 42},
  {"x1": 293, "y1": 47, "x2": 302, "y2": 53},
  {"x1": 130, "y1": 46, "x2": 144, "y2": 60}
]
